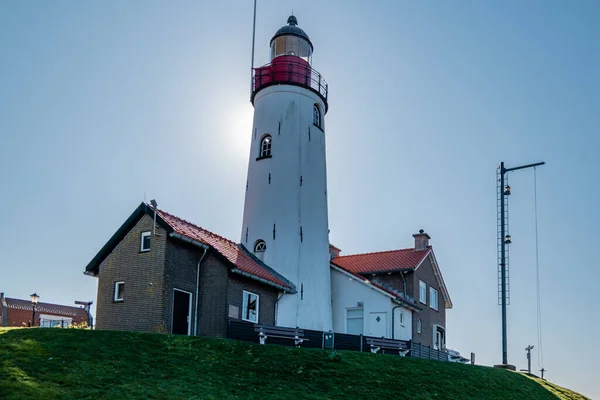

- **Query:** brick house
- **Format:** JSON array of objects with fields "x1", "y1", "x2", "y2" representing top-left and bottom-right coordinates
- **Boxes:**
[
  {"x1": 0, "y1": 292, "x2": 90, "y2": 328},
  {"x1": 330, "y1": 230, "x2": 452, "y2": 349},
  {"x1": 84, "y1": 202, "x2": 295, "y2": 336}
]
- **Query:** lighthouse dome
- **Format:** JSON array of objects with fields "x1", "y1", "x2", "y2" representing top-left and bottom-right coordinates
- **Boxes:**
[
  {"x1": 270, "y1": 16, "x2": 313, "y2": 63},
  {"x1": 270, "y1": 16, "x2": 313, "y2": 50}
]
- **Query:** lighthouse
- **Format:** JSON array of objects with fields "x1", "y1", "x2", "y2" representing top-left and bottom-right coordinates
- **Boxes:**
[{"x1": 241, "y1": 16, "x2": 332, "y2": 331}]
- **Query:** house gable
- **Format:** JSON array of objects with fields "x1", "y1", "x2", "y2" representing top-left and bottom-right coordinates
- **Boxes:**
[{"x1": 95, "y1": 213, "x2": 168, "y2": 332}]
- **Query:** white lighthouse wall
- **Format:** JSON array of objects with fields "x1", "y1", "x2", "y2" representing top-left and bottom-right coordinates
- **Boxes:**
[
  {"x1": 241, "y1": 84, "x2": 332, "y2": 331},
  {"x1": 331, "y1": 268, "x2": 412, "y2": 340}
]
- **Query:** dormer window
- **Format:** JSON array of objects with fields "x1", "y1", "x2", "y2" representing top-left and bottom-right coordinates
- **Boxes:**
[
  {"x1": 313, "y1": 104, "x2": 321, "y2": 129},
  {"x1": 254, "y1": 240, "x2": 266, "y2": 253},
  {"x1": 258, "y1": 135, "x2": 272, "y2": 159}
]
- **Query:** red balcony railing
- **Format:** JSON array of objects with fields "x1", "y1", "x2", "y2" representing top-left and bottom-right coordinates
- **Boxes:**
[{"x1": 252, "y1": 56, "x2": 328, "y2": 108}]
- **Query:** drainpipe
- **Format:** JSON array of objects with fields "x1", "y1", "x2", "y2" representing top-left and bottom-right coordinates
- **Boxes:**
[
  {"x1": 391, "y1": 305, "x2": 402, "y2": 339},
  {"x1": 194, "y1": 247, "x2": 208, "y2": 336},
  {"x1": 169, "y1": 233, "x2": 210, "y2": 337}
]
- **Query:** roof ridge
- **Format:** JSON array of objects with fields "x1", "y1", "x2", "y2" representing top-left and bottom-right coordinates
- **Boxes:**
[
  {"x1": 156, "y1": 207, "x2": 238, "y2": 247},
  {"x1": 334, "y1": 246, "x2": 430, "y2": 259}
]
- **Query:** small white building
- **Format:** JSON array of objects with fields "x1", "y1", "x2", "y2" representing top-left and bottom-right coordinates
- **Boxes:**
[{"x1": 330, "y1": 264, "x2": 418, "y2": 340}]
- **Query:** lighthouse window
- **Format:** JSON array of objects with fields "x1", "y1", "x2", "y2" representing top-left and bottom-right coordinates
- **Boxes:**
[
  {"x1": 254, "y1": 240, "x2": 266, "y2": 253},
  {"x1": 313, "y1": 105, "x2": 321, "y2": 129},
  {"x1": 259, "y1": 135, "x2": 272, "y2": 159}
]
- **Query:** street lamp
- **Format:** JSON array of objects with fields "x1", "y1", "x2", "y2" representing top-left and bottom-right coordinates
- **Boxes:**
[{"x1": 30, "y1": 292, "x2": 39, "y2": 327}]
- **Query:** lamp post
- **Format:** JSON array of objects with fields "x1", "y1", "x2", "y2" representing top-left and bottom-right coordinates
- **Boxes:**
[
  {"x1": 30, "y1": 292, "x2": 39, "y2": 327},
  {"x1": 497, "y1": 161, "x2": 544, "y2": 366}
]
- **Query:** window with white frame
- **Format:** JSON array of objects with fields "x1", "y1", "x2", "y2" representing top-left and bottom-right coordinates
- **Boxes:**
[
  {"x1": 254, "y1": 240, "x2": 266, "y2": 253},
  {"x1": 419, "y1": 280, "x2": 427, "y2": 304},
  {"x1": 313, "y1": 104, "x2": 321, "y2": 128},
  {"x1": 141, "y1": 231, "x2": 151, "y2": 252},
  {"x1": 114, "y1": 281, "x2": 124, "y2": 302},
  {"x1": 346, "y1": 308, "x2": 364, "y2": 335},
  {"x1": 259, "y1": 135, "x2": 272, "y2": 158},
  {"x1": 430, "y1": 287, "x2": 439, "y2": 311},
  {"x1": 242, "y1": 290, "x2": 259, "y2": 323},
  {"x1": 417, "y1": 318, "x2": 422, "y2": 333}
]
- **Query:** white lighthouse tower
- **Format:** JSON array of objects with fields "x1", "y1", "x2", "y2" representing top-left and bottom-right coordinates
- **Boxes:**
[{"x1": 241, "y1": 16, "x2": 332, "y2": 331}]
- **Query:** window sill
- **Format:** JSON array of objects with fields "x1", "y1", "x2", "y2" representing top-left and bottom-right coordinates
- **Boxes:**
[
  {"x1": 256, "y1": 155, "x2": 272, "y2": 161},
  {"x1": 312, "y1": 123, "x2": 323, "y2": 131},
  {"x1": 113, "y1": 299, "x2": 124, "y2": 303},
  {"x1": 242, "y1": 318, "x2": 258, "y2": 324},
  {"x1": 139, "y1": 250, "x2": 150, "y2": 253}
]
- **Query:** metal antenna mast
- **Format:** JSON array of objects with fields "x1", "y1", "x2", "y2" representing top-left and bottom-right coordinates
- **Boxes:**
[
  {"x1": 497, "y1": 161, "x2": 545, "y2": 366},
  {"x1": 250, "y1": 0, "x2": 257, "y2": 100}
]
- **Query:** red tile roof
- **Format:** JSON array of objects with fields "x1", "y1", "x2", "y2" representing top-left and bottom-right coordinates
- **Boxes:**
[
  {"x1": 331, "y1": 247, "x2": 431, "y2": 275},
  {"x1": 5, "y1": 298, "x2": 88, "y2": 319},
  {"x1": 157, "y1": 209, "x2": 293, "y2": 291}
]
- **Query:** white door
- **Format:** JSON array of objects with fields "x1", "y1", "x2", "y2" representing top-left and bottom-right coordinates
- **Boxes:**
[{"x1": 367, "y1": 312, "x2": 387, "y2": 338}]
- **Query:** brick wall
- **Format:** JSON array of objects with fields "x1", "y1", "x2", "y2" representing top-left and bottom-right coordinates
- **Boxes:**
[
  {"x1": 411, "y1": 256, "x2": 446, "y2": 348},
  {"x1": 227, "y1": 274, "x2": 277, "y2": 326},
  {"x1": 164, "y1": 240, "x2": 203, "y2": 334},
  {"x1": 96, "y1": 214, "x2": 168, "y2": 333},
  {"x1": 4, "y1": 308, "x2": 87, "y2": 327}
]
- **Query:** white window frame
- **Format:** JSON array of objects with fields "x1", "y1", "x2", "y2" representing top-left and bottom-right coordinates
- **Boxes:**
[
  {"x1": 419, "y1": 280, "x2": 427, "y2": 304},
  {"x1": 346, "y1": 307, "x2": 364, "y2": 335},
  {"x1": 417, "y1": 318, "x2": 422, "y2": 334},
  {"x1": 114, "y1": 281, "x2": 124, "y2": 302},
  {"x1": 313, "y1": 104, "x2": 321, "y2": 128},
  {"x1": 259, "y1": 135, "x2": 272, "y2": 158},
  {"x1": 254, "y1": 240, "x2": 266, "y2": 253},
  {"x1": 141, "y1": 231, "x2": 151, "y2": 252},
  {"x1": 430, "y1": 287, "x2": 439, "y2": 311},
  {"x1": 242, "y1": 290, "x2": 259, "y2": 323}
]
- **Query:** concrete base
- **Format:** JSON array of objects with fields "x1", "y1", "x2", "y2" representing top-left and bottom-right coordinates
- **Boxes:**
[{"x1": 494, "y1": 364, "x2": 517, "y2": 371}]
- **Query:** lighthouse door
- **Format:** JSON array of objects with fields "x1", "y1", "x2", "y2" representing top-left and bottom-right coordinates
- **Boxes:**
[{"x1": 367, "y1": 312, "x2": 388, "y2": 338}]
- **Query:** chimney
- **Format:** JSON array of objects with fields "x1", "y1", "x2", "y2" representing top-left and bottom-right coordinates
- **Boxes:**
[
  {"x1": 413, "y1": 229, "x2": 431, "y2": 251},
  {"x1": 329, "y1": 244, "x2": 341, "y2": 260}
]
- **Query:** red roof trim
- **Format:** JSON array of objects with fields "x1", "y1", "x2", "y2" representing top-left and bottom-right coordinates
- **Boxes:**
[{"x1": 155, "y1": 208, "x2": 294, "y2": 291}]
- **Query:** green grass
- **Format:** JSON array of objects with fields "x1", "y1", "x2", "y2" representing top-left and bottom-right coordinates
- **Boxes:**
[{"x1": 0, "y1": 328, "x2": 588, "y2": 400}]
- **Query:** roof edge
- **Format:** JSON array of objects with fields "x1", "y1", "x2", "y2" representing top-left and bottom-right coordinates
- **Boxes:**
[
  {"x1": 237, "y1": 244, "x2": 296, "y2": 292},
  {"x1": 231, "y1": 268, "x2": 296, "y2": 293},
  {"x1": 84, "y1": 202, "x2": 173, "y2": 276},
  {"x1": 331, "y1": 263, "x2": 421, "y2": 311}
]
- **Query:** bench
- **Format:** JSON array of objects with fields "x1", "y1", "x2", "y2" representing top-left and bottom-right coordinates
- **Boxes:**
[
  {"x1": 254, "y1": 325, "x2": 305, "y2": 347},
  {"x1": 366, "y1": 337, "x2": 410, "y2": 356}
]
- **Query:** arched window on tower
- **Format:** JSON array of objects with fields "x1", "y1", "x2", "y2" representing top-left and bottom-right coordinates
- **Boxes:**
[
  {"x1": 259, "y1": 135, "x2": 272, "y2": 159},
  {"x1": 313, "y1": 104, "x2": 321, "y2": 129},
  {"x1": 253, "y1": 239, "x2": 266, "y2": 260}
]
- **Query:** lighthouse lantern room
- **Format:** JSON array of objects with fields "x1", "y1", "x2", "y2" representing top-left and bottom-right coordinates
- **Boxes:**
[{"x1": 241, "y1": 16, "x2": 333, "y2": 331}]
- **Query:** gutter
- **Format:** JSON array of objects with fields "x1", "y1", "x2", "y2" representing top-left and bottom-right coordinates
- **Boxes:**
[
  {"x1": 391, "y1": 305, "x2": 402, "y2": 339},
  {"x1": 230, "y1": 269, "x2": 295, "y2": 293}
]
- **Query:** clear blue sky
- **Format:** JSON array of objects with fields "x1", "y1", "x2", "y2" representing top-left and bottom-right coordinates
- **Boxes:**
[{"x1": 1, "y1": 1, "x2": 598, "y2": 397}]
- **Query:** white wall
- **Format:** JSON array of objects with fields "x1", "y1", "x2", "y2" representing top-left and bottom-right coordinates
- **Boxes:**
[
  {"x1": 240, "y1": 84, "x2": 332, "y2": 331},
  {"x1": 331, "y1": 268, "x2": 412, "y2": 340}
]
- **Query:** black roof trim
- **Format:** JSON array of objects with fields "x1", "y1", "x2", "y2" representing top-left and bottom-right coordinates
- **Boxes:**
[
  {"x1": 237, "y1": 244, "x2": 297, "y2": 293},
  {"x1": 84, "y1": 202, "x2": 172, "y2": 276}
]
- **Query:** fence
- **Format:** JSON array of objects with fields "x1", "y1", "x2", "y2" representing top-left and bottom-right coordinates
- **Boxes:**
[
  {"x1": 227, "y1": 319, "x2": 448, "y2": 362},
  {"x1": 410, "y1": 342, "x2": 449, "y2": 362}
]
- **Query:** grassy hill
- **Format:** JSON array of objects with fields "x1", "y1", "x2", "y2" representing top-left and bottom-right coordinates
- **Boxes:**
[{"x1": 0, "y1": 328, "x2": 588, "y2": 400}]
